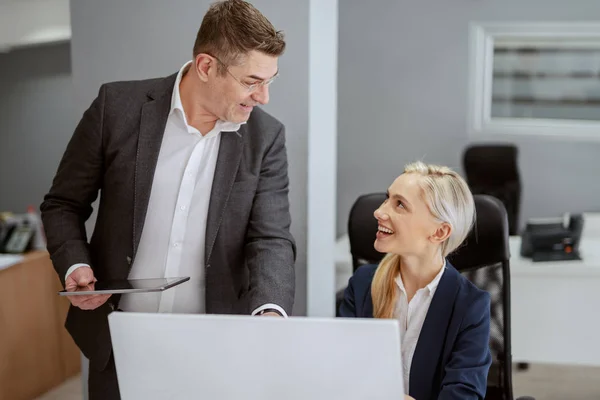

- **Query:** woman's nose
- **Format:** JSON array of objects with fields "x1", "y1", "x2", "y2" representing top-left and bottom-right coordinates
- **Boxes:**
[{"x1": 374, "y1": 206, "x2": 387, "y2": 220}]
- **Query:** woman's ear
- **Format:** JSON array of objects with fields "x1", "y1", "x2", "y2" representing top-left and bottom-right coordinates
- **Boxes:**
[{"x1": 430, "y1": 222, "x2": 452, "y2": 244}]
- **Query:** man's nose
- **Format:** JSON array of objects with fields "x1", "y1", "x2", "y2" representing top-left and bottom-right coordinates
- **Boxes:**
[{"x1": 252, "y1": 85, "x2": 270, "y2": 105}]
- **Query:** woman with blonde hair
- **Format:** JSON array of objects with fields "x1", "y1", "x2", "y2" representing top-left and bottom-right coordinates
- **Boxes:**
[{"x1": 339, "y1": 161, "x2": 491, "y2": 400}]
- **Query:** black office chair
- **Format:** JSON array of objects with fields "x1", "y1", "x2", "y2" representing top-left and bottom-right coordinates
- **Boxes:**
[
  {"x1": 337, "y1": 192, "x2": 533, "y2": 400},
  {"x1": 335, "y1": 193, "x2": 387, "y2": 315},
  {"x1": 463, "y1": 144, "x2": 521, "y2": 236},
  {"x1": 447, "y1": 195, "x2": 533, "y2": 400},
  {"x1": 347, "y1": 193, "x2": 387, "y2": 272},
  {"x1": 464, "y1": 145, "x2": 529, "y2": 373}
]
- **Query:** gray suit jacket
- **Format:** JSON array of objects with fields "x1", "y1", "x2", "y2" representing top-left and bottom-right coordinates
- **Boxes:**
[{"x1": 40, "y1": 73, "x2": 296, "y2": 371}]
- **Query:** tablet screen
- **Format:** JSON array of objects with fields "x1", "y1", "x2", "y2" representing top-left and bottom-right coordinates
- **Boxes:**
[{"x1": 58, "y1": 277, "x2": 190, "y2": 295}]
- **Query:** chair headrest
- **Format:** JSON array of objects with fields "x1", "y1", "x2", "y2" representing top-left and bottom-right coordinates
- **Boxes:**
[
  {"x1": 464, "y1": 144, "x2": 519, "y2": 182},
  {"x1": 448, "y1": 194, "x2": 510, "y2": 270},
  {"x1": 347, "y1": 193, "x2": 387, "y2": 266}
]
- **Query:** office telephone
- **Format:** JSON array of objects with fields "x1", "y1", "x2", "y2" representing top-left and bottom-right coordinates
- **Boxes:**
[{"x1": 520, "y1": 213, "x2": 584, "y2": 262}]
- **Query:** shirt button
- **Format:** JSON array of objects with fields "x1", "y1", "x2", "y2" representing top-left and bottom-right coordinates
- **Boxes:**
[
  {"x1": 180, "y1": 205, "x2": 186, "y2": 211},
  {"x1": 173, "y1": 242, "x2": 180, "y2": 248}
]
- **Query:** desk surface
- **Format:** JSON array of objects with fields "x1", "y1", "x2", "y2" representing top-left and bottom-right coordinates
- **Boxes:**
[
  {"x1": 0, "y1": 250, "x2": 81, "y2": 399},
  {"x1": 0, "y1": 253, "x2": 24, "y2": 271},
  {"x1": 0, "y1": 251, "x2": 48, "y2": 271},
  {"x1": 582, "y1": 212, "x2": 600, "y2": 237},
  {"x1": 509, "y1": 236, "x2": 600, "y2": 277}
]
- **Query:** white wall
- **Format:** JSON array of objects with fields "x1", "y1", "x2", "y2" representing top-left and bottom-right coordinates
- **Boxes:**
[
  {"x1": 0, "y1": 42, "x2": 75, "y2": 213},
  {"x1": 337, "y1": 0, "x2": 600, "y2": 236},
  {"x1": 307, "y1": 0, "x2": 338, "y2": 317},
  {"x1": 0, "y1": 0, "x2": 70, "y2": 52}
]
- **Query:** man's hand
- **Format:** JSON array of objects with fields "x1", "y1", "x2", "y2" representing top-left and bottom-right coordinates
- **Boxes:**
[
  {"x1": 404, "y1": 395, "x2": 415, "y2": 400},
  {"x1": 259, "y1": 311, "x2": 282, "y2": 317},
  {"x1": 65, "y1": 266, "x2": 111, "y2": 310}
]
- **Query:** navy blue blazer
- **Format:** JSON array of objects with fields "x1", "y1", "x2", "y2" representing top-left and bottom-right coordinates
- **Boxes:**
[{"x1": 339, "y1": 262, "x2": 492, "y2": 400}]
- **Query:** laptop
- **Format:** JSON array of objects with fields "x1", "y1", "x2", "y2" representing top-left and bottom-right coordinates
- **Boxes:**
[{"x1": 108, "y1": 313, "x2": 404, "y2": 399}]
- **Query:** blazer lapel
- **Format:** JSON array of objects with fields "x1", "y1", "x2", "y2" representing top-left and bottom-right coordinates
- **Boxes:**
[
  {"x1": 357, "y1": 287, "x2": 373, "y2": 318},
  {"x1": 409, "y1": 266, "x2": 460, "y2": 400},
  {"x1": 132, "y1": 75, "x2": 176, "y2": 255},
  {"x1": 363, "y1": 287, "x2": 374, "y2": 318},
  {"x1": 205, "y1": 129, "x2": 244, "y2": 263}
]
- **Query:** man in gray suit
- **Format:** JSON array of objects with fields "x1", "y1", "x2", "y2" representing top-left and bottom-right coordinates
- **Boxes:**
[{"x1": 40, "y1": 1, "x2": 295, "y2": 398}]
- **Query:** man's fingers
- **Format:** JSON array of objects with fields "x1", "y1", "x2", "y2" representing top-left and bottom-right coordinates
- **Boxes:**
[
  {"x1": 67, "y1": 266, "x2": 95, "y2": 287},
  {"x1": 77, "y1": 300, "x2": 101, "y2": 310},
  {"x1": 64, "y1": 269, "x2": 110, "y2": 310},
  {"x1": 67, "y1": 294, "x2": 93, "y2": 304},
  {"x1": 76, "y1": 274, "x2": 93, "y2": 286},
  {"x1": 68, "y1": 294, "x2": 111, "y2": 310},
  {"x1": 76, "y1": 294, "x2": 111, "y2": 310},
  {"x1": 79, "y1": 300, "x2": 107, "y2": 310},
  {"x1": 78, "y1": 295, "x2": 107, "y2": 306},
  {"x1": 64, "y1": 277, "x2": 82, "y2": 292}
]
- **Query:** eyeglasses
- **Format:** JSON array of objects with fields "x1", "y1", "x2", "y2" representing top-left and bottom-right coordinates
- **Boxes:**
[{"x1": 212, "y1": 55, "x2": 278, "y2": 92}]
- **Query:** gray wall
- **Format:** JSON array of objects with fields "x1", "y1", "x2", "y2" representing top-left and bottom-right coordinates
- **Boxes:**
[
  {"x1": 70, "y1": 0, "x2": 310, "y2": 316},
  {"x1": 337, "y1": 0, "x2": 600, "y2": 236},
  {"x1": 0, "y1": 42, "x2": 75, "y2": 213}
]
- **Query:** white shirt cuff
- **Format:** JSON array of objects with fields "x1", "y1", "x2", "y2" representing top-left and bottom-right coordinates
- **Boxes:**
[
  {"x1": 65, "y1": 263, "x2": 92, "y2": 281},
  {"x1": 252, "y1": 304, "x2": 288, "y2": 318}
]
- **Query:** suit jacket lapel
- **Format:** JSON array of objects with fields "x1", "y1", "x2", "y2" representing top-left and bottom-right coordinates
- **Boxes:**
[
  {"x1": 363, "y1": 287, "x2": 374, "y2": 318},
  {"x1": 409, "y1": 266, "x2": 460, "y2": 400},
  {"x1": 132, "y1": 74, "x2": 176, "y2": 255},
  {"x1": 205, "y1": 128, "x2": 244, "y2": 264}
]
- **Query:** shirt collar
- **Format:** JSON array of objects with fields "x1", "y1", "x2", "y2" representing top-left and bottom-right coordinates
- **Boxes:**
[
  {"x1": 170, "y1": 60, "x2": 245, "y2": 134},
  {"x1": 395, "y1": 259, "x2": 447, "y2": 295}
]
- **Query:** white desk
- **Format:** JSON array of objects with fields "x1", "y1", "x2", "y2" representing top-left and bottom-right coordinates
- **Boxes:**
[
  {"x1": 335, "y1": 212, "x2": 600, "y2": 366},
  {"x1": 510, "y1": 235, "x2": 600, "y2": 366}
]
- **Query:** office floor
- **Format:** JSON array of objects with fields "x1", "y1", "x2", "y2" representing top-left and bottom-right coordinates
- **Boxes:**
[
  {"x1": 36, "y1": 364, "x2": 600, "y2": 400},
  {"x1": 512, "y1": 364, "x2": 600, "y2": 399}
]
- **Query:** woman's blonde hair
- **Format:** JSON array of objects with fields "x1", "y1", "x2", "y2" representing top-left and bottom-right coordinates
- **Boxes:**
[{"x1": 371, "y1": 161, "x2": 475, "y2": 318}]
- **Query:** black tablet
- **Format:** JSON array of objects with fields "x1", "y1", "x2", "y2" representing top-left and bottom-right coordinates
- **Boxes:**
[{"x1": 58, "y1": 277, "x2": 190, "y2": 296}]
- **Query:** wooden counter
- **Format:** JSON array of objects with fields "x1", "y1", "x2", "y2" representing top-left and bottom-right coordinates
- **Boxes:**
[{"x1": 0, "y1": 251, "x2": 81, "y2": 400}]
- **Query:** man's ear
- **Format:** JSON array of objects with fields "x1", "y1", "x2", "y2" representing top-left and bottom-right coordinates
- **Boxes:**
[
  {"x1": 194, "y1": 53, "x2": 213, "y2": 82},
  {"x1": 430, "y1": 222, "x2": 452, "y2": 244}
]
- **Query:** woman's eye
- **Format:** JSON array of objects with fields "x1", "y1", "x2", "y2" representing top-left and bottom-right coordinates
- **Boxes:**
[{"x1": 397, "y1": 201, "x2": 404, "y2": 208}]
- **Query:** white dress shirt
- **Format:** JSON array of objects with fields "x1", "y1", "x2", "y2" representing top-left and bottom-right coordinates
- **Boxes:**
[
  {"x1": 394, "y1": 260, "x2": 446, "y2": 392},
  {"x1": 67, "y1": 61, "x2": 286, "y2": 317}
]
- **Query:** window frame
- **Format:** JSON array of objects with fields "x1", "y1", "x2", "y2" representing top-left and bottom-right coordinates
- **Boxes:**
[{"x1": 468, "y1": 22, "x2": 600, "y2": 142}]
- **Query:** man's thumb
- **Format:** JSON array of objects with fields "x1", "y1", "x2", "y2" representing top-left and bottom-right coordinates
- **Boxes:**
[{"x1": 77, "y1": 270, "x2": 92, "y2": 285}]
